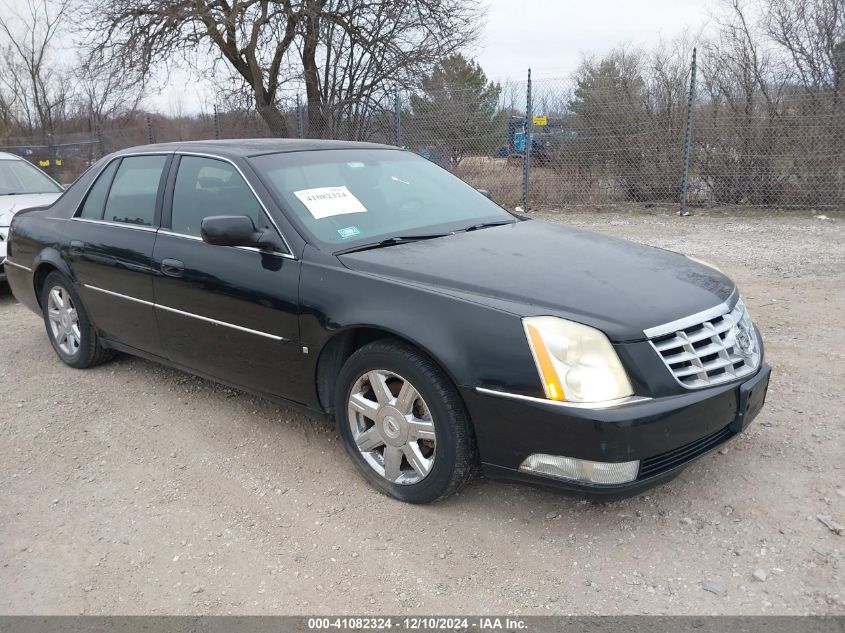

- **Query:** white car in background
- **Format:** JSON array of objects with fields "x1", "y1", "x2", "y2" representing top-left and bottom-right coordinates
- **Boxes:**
[{"x1": 0, "y1": 152, "x2": 64, "y2": 283}]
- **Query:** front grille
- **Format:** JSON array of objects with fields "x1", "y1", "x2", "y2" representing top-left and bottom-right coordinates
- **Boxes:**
[
  {"x1": 638, "y1": 425, "x2": 734, "y2": 479},
  {"x1": 648, "y1": 298, "x2": 760, "y2": 389}
]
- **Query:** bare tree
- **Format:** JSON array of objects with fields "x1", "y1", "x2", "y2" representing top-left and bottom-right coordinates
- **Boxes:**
[
  {"x1": 765, "y1": 0, "x2": 844, "y2": 92},
  {"x1": 75, "y1": 52, "x2": 145, "y2": 125},
  {"x1": 301, "y1": 0, "x2": 482, "y2": 139},
  {"x1": 81, "y1": 0, "x2": 482, "y2": 138},
  {"x1": 0, "y1": 0, "x2": 74, "y2": 138},
  {"x1": 0, "y1": 46, "x2": 19, "y2": 136},
  {"x1": 81, "y1": 0, "x2": 301, "y2": 136},
  {"x1": 763, "y1": 0, "x2": 844, "y2": 204},
  {"x1": 567, "y1": 47, "x2": 662, "y2": 200},
  {"x1": 695, "y1": 0, "x2": 785, "y2": 204},
  {"x1": 692, "y1": 0, "x2": 844, "y2": 206}
]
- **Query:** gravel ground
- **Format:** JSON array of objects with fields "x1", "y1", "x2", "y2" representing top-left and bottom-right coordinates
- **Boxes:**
[{"x1": 0, "y1": 210, "x2": 843, "y2": 615}]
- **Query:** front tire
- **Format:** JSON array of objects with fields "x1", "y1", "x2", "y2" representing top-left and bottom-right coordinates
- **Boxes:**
[
  {"x1": 40, "y1": 271, "x2": 113, "y2": 368},
  {"x1": 334, "y1": 339, "x2": 477, "y2": 503}
]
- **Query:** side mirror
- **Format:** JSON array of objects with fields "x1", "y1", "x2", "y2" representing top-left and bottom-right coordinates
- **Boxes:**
[
  {"x1": 476, "y1": 188, "x2": 492, "y2": 200},
  {"x1": 201, "y1": 215, "x2": 269, "y2": 248}
]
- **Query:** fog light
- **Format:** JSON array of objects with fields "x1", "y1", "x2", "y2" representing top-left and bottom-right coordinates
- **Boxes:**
[{"x1": 519, "y1": 454, "x2": 639, "y2": 484}]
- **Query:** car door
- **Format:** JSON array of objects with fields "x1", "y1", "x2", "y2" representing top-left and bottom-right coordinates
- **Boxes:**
[
  {"x1": 66, "y1": 153, "x2": 171, "y2": 356},
  {"x1": 151, "y1": 153, "x2": 305, "y2": 401}
]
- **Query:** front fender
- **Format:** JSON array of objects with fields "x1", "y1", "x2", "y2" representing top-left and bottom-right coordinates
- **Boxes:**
[{"x1": 298, "y1": 252, "x2": 543, "y2": 407}]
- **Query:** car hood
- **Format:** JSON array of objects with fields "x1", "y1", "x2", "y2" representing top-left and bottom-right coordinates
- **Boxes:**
[
  {"x1": 338, "y1": 220, "x2": 736, "y2": 341},
  {"x1": 0, "y1": 193, "x2": 61, "y2": 226}
]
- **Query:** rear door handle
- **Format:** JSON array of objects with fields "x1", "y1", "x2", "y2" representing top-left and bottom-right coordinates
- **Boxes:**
[{"x1": 161, "y1": 258, "x2": 184, "y2": 278}]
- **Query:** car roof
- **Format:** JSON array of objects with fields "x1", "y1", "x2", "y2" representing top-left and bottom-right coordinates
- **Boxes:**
[
  {"x1": 0, "y1": 151, "x2": 25, "y2": 161},
  {"x1": 113, "y1": 138, "x2": 401, "y2": 159}
]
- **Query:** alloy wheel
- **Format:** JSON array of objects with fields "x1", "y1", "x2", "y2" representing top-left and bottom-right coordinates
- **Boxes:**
[
  {"x1": 347, "y1": 370, "x2": 437, "y2": 485},
  {"x1": 46, "y1": 285, "x2": 81, "y2": 356}
]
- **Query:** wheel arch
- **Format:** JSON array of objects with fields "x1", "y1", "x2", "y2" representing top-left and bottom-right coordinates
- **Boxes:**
[
  {"x1": 32, "y1": 248, "x2": 74, "y2": 308},
  {"x1": 314, "y1": 325, "x2": 466, "y2": 418}
]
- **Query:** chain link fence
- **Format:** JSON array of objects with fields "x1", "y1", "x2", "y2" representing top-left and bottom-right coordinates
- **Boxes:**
[
  {"x1": 287, "y1": 57, "x2": 844, "y2": 213},
  {"x1": 2, "y1": 52, "x2": 842, "y2": 212},
  {"x1": 395, "y1": 61, "x2": 844, "y2": 212},
  {"x1": 0, "y1": 133, "x2": 101, "y2": 183}
]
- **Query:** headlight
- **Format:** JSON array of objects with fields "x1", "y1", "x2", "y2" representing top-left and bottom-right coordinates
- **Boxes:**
[{"x1": 523, "y1": 316, "x2": 633, "y2": 403}]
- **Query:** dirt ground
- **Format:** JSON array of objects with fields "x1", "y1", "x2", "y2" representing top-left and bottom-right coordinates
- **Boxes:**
[{"x1": 0, "y1": 209, "x2": 843, "y2": 615}]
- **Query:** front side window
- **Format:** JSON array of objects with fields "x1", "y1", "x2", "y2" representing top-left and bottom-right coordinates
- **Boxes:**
[
  {"x1": 170, "y1": 155, "x2": 266, "y2": 237},
  {"x1": 0, "y1": 158, "x2": 62, "y2": 195},
  {"x1": 103, "y1": 155, "x2": 168, "y2": 226},
  {"x1": 249, "y1": 149, "x2": 513, "y2": 250}
]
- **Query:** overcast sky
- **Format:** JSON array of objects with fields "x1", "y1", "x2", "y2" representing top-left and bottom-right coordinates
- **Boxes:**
[
  {"x1": 474, "y1": 0, "x2": 713, "y2": 81},
  {"x1": 143, "y1": 0, "x2": 718, "y2": 111},
  {"x1": 2, "y1": 0, "x2": 716, "y2": 112}
]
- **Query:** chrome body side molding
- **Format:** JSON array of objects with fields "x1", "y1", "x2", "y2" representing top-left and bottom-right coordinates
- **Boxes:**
[{"x1": 83, "y1": 284, "x2": 287, "y2": 342}]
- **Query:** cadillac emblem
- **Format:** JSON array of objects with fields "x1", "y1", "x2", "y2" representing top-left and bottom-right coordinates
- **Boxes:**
[{"x1": 735, "y1": 322, "x2": 753, "y2": 354}]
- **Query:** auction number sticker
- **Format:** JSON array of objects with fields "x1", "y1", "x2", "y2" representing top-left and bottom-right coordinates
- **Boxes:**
[{"x1": 294, "y1": 186, "x2": 367, "y2": 219}]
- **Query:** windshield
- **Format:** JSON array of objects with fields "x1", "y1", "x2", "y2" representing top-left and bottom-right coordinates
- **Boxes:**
[
  {"x1": 249, "y1": 149, "x2": 514, "y2": 251},
  {"x1": 0, "y1": 159, "x2": 62, "y2": 195}
]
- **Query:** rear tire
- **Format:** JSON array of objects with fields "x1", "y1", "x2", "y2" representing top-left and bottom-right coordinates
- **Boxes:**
[
  {"x1": 334, "y1": 339, "x2": 478, "y2": 503},
  {"x1": 40, "y1": 271, "x2": 113, "y2": 368}
]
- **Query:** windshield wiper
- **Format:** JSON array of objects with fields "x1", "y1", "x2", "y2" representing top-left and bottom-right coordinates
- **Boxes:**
[
  {"x1": 334, "y1": 233, "x2": 452, "y2": 255},
  {"x1": 462, "y1": 220, "x2": 514, "y2": 232}
]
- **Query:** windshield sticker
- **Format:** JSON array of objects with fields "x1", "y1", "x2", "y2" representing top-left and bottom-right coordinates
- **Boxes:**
[
  {"x1": 294, "y1": 186, "x2": 367, "y2": 219},
  {"x1": 337, "y1": 226, "x2": 361, "y2": 239}
]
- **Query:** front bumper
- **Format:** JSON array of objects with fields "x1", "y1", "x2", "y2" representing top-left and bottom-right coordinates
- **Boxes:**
[{"x1": 463, "y1": 363, "x2": 771, "y2": 497}]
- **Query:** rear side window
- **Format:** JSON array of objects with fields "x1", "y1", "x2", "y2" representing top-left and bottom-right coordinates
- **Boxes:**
[
  {"x1": 79, "y1": 159, "x2": 119, "y2": 219},
  {"x1": 103, "y1": 155, "x2": 168, "y2": 226},
  {"x1": 170, "y1": 155, "x2": 265, "y2": 236}
]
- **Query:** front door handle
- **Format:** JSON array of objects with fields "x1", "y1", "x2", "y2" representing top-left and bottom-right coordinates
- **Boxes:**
[{"x1": 161, "y1": 258, "x2": 184, "y2": 278}]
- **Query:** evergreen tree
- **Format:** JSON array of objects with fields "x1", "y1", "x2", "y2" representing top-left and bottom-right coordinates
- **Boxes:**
[{"x1": 410, "y1": 55, "x2": 502, "y2": 170}]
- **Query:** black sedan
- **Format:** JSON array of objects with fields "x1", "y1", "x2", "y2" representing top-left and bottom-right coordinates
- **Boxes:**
[{"x1": 4, "y1": 139, "x2": 770, "y2": 503}]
